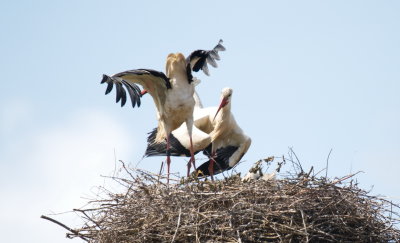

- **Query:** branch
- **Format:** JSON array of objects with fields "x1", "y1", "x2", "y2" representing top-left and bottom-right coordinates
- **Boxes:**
[
  {"x1": 40, "y1": 215, "x2": 89, "y2": 242},
  {"x1": 171, "y1": 207, "x2": 182, "y2": 243}
]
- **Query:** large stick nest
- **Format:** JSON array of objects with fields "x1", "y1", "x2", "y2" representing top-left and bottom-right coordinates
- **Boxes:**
[{"x1": 49, "y1": 157, "x2": 400, "y2": 242}]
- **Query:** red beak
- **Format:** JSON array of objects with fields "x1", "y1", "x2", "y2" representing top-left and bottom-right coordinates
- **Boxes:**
[
  {"x1": 140, "y1": 89, "x2": 148, "y2": 96},
  {"x1": 213, "y1": 97, "x2": 229, "y2": 121}
]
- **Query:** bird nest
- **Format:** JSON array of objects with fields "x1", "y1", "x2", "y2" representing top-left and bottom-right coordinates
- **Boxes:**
[{"x1": 42, "y1": 157, "x2": 400, "y2": 243}]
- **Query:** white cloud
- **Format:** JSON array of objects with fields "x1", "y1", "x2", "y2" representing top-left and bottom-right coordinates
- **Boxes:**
[
  {"x1": 0, "y1": 108, "x2": 136, "y2": 243},
  {"x1": 32, "y1": 109, "x2": 134, "y2": 189}
]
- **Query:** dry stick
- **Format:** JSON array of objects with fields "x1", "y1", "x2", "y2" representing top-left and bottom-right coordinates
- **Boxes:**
[
  {"x1": 73, "y1": 208, "x2": 101, "y2": 229},
  {"x1": 300, "y1": 209, "x2": 309, "y2": 242},
  {"x1": 306, "y1": 166, "x2": 314, "y2": 178},
  {"x1": 113, "y1": 148, "x2": 117, "y2": 177},
  {"x1": 237, "y1": 230, "x2": 243, "y2": 243},
  {"x1": 171, "y1": 207, "x2": 182, "y2": 243},
  {"x1": 119, "y1": 160, "x2": 135, "y2": 181},
  {"x1": 40, "y1": 215, "x2": 89, "y2": 242},
  {"x1": 195, "y1": 207, "x2": 200, "y2": 243},
  {"x1": 325, "y1": 148, "x2": 333, "y2": 178},
  {"x1": 62, "y1": 160, "x2": 400, "y2": 242},
  {"x1": 289, "y1": 147, "x2": 303, "y2": 173},
  {"x1": 158, "y1": 161, "x2": 164, "y2": 184},
  {"x1": 331, "y1": 171, "x2": 363, "y2": 185}
]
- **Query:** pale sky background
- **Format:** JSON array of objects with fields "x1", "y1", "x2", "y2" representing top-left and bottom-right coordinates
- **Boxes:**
[{"x1": 1, "y1": 1, "x2": 399, "y2": 242}]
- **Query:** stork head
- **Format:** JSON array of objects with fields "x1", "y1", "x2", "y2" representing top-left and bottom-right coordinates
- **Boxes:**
[
  {"x1": 213, "y1": 87, "x2": 233, "y2": 121},
  {"x1": 166, "y1": 53, "x2": 186, "y2": 78}
]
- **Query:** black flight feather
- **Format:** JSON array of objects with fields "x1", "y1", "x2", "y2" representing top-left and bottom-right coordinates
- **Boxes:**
[
  {"x1": 101, "y1": 74, "x2": 142, "y2": 108},
  {"x1": 186, "y1": 39, "x2": 226, "y2": 77},
  {"x1": 134, "y1": 69, "x2": 172, "y2": 89},
  {"x1": 145, "y1": 128, "x2": 202, "y2": 157},
  {"x1": 197, "y1": 146, "x2": 239, "y2": 176}
]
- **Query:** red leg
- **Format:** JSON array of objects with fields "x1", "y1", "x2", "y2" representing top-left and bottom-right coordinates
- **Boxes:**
[
  {"x1": 185, "y1": 120, "x2": 196, "y2": 177},
  {"x1": 187, "y1": 160, "x2": 191, "y2": 177},
  {"x1": 208, "y1": 151, "x2": 216, "y2": 181},
  {"x1": 189, "y1": 136, "x2": 196, "y2": 169},
  {"x1": 166, "y1": 134, "x2": 171, "y2": 184}
]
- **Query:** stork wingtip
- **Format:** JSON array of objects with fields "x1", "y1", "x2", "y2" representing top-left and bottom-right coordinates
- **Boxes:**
[
  {"x1": 217, "y1": 39, "x2": 226, "y2": 51},
  {"x1": 100, "y1": 74, "x2": 109, "y2": 84}
]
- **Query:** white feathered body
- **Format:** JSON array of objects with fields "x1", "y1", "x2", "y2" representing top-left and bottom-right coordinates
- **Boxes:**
[{"x1": 155, "y1": 53, "x2": 195, "y2": 143}]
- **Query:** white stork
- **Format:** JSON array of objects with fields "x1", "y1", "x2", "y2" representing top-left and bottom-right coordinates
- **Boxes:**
[
  {"x1": 101, "y1": 40, "x2": 225, "y2": 182},
  {"x1": 145, "y1": 87, "x2": 251, "y2": 179}
]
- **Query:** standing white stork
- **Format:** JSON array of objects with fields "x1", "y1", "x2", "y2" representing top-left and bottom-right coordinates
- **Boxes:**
[
  {"x1": 101, "y1": 40, "x2": 225, "y2": 182},
  {"x1": 194, "y1": 87, "x2": 252, "y2": 179},
  {"x1": 145, "y1": 87, "x2": 251, "y2": 179}
]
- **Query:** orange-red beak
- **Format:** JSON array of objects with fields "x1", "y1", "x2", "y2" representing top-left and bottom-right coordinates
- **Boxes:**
[{"x1": 213, "y1": 97, "x2": 229, "y2": 121}]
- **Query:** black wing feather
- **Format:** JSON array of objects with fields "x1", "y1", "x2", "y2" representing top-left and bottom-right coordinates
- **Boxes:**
[
  {"x1": 101, "y1": 74, "x2": 141, "y2": 108},
  {"x1": 115, "y1": 82, "x2": 126, "y2": 106},
  {"x1": 186, "y1": 39, "x2": 226, "y2": 76},
  {"x1": 144, "y1": 128, "x2": 202, "y2": 157},
  {"x1": 198, "y1": 146, "x2": 239, "y2": 176},
  {"x1": 100, "y1": 74, "x2": 108, "y2": 84},
  {"x1": 116, "y1": 69, "x2": 171, "y2": 90},
  {"x1": 121, "y1": 80, "x2": 136, "y2": 108},
  {"x1": 136, "y1": 69, "x2": 172, "y2": 89},
  {"x1": 124, "y1": 80, "x2": 142, "y2": 107},
  {"x1": 105, "y1": 81, "x2": 113, "y2": 95}
]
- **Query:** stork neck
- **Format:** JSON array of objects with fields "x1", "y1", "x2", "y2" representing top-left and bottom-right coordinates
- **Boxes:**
[
  {"x1": 168, "y1": 71, "x2": 189, "y2": 86},
  {"x1": 215, "y1": 102, "x2": 232, "y2": 122},
  {"x1": 211, "y1": 103, "x2": 232, "y2": 143}
]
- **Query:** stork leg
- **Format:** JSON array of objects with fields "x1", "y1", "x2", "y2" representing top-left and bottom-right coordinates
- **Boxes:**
[
  {"x1": 166, "y1": 133, "x2": 171, "y2": 184},
  {"x1": 186, "y1": 118, "x2": 196, "y2": 177},
  {"x1": 208, "y1": 151, "x2": 216, "y2": 181}
]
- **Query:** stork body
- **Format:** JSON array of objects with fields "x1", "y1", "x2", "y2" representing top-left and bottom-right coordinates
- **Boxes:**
[
  {"x1": 145, "y1": 88, "x2": 251, "y2": 178},
  {"x1": 195, "y1": 88, "x2": 251, "y2": 179},
  {"x1": 101, "y1": 40, "x2": 225, "y2": 182}
]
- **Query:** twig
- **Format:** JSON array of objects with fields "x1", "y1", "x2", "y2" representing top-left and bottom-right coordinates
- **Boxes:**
[
  {"x1": 49, "y1": 156, "x2": 400, "y2": 242},
  {"x1": 171, "y1": 207, "x2": 182, "y2": 243},
  {"x1": 288, "y1": 147, "x2": 303, "y2": 173},
  {"x1": 300, "y1": 209, "x2": 309, "y2": 242},
  {"x1": 325, "y1": 148, "x2": 333, "y2": 178},
  {"x1": 331, "y1": 171, "x2": 363, "y2": 185},
  {"x1": 119, "y1": 160, "x2": 135, "y2": 181},
  {"x1": 113, "y1": 148, "x2": 117, "y2": 177},
  {"x1": 40, "y1": 215, "x2": 89, "y2": 242},
  {"x1": 158, "y1": 161, "x2": 164, "y2": 184},
  {"x1": 237, "y1": 230, "x2": 242, "y2": 243},
  {"x1": 73, "y1": 208, "x2": 101, "y2": 229}
]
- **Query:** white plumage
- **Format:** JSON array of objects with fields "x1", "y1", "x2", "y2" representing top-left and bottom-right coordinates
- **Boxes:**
[
  {"x1": 101, "y1": 40, "x2": 225, "y2": 182},
  {"x1": 145, "y1": 87, "x2": 251, "y2": 178}
]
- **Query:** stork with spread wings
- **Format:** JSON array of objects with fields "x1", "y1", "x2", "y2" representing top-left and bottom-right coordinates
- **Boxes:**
[{"x1": 101, "y1": 40, "x2": 225, "y2": 182}]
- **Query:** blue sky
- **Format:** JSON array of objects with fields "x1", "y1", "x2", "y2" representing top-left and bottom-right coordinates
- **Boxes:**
[{"x1": 1, "y1": 1, "x2": 399, "y2": 242}]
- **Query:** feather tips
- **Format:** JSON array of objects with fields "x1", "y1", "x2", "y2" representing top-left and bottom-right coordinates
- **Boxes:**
[
  {"x1": 101, "y1": 69, "x2": 171, "y2": 109},
  {"x1": 187, "y1": 39, "x2": 226, "y2": 76},
  {"x1": 101, "y1": 74, "x2": 142, "y2": 108}
]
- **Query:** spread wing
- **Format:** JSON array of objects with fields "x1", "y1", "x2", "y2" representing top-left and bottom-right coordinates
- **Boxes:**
[
  {"x1": 101, "y1": 69, "x2": 171, "y2": 109},
  {"x1": 186, "y1": 39, "x2": 226, "y2": 76}
]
